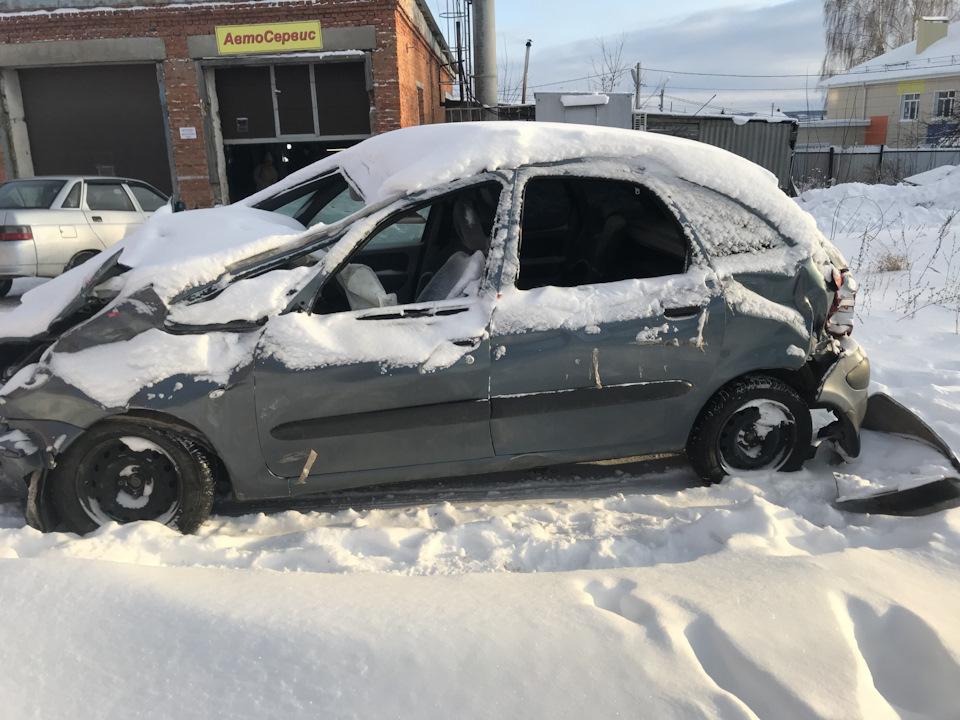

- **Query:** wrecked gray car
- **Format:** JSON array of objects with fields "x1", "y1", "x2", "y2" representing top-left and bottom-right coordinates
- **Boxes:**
[{"x1": 0, "y1": 123, "x2": 870, "y2": 534}]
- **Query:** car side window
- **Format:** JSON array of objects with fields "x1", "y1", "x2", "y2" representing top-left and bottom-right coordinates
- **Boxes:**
[
  {"x1": 61, "y1": 182, "x2": 82, "y2": 209},
  {"x1": 672, "y1": 180, "x2": 786, "y2": 256},
  {"x1": 86, "y1": 183, "x2": 136, "y2": 212},
  {"x1": 313, "y1": 182, "x2": 502, "y2": 314},
  {"x1": 516, "y1": 177, "x2": 688, "y2": 290},
  {"x1": 128, "y1": 183, "x2": 168, "y2": 212}
]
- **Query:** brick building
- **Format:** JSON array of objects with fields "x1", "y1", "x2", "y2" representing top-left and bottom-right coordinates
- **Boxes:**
[{"x1": 0, "y1": 0, "x2": 454, "y2": 207}]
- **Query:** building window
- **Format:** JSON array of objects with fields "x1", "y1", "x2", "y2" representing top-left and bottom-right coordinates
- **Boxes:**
[
  {"x1": 934, "y1": 90, "x2": 955, "y2": 118},
  {"x1": 900, "y1": 93, "x2": 920, "y2": 121}
]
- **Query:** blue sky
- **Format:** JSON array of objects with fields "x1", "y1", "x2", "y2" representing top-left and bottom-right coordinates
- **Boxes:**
[{"x1": 427, "y1": 0, "x2": 827, "y2": 114}]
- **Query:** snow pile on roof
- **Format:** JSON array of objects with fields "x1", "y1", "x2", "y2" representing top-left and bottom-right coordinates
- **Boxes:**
[
  {"x1": 559, "y1": 93, "x2": 610, "y2": 107},
  {"x1": 246, "y1": 122, "x2": 815, "y2": 239},
  {"x1": 823, "y1": 21, "x2": 960, "y2": 87}
]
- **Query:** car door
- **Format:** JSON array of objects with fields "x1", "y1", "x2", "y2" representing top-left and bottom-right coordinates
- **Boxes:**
[
  {"x1": 252, "y1": 179, "x2": 506, "y2": 492},
  {"x1": 488, "y1": 167, "x2": 728, "y2": 458},
  {"x1": 29, "y1": 180, "x2": 105, "y2": 276},
  {"x1": 82, "y1": 180, "x2": 144, "y2": 245}
]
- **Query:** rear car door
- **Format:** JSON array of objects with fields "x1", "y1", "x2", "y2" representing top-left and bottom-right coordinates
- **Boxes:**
[
  {"x1": 252, "y1": 179, "x2": 506, "y2": 493},
  {"x1": 488, "y1": 166, "x2": 727, "y2": 458},
  {"x1": 83, "y1": 180, "x2": 143, "y2": 245},
  {"x1": 34, "y1": 180, "x2": 104, "y2": 275}
]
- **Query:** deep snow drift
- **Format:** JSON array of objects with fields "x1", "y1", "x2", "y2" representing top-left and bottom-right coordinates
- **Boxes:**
[{"x1": 1, "y1": 168, "x2": 960, "y2": 719}]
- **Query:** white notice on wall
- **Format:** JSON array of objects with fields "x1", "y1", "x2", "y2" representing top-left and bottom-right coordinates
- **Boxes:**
[{"x1": 179, "y1": 127, "x2": 197, "y2": 139}]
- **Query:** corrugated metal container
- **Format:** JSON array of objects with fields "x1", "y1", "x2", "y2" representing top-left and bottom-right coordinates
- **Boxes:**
[
  {"x1": 535, "y1": 92, "x2": 633, "y2": 129},
  {"x1": 700, "y1": 119, "x2": 796, "y2": 190},
  {"x1": 636, "y1": 113, "x2": 798, "y2": 191}
]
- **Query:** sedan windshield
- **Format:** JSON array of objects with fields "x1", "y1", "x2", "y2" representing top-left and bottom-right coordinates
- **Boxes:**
[{"x1": 0, "y1": 179, "x2": 66, "y2": 209}]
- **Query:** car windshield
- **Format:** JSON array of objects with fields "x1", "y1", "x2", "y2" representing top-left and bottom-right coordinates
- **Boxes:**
[
  {"x1": 0, "y1": 179, "x2": 66, "y2": 209},
  {"x1": 255, "y1": 172, "x2": 365, "y2": 229}
]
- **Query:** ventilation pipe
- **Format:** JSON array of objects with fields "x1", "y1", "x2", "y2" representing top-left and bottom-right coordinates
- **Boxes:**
[
  {"x1": 916, "y1": 16, "x2": 949, "y2": 54},
  {"x1": 472, "y1": 0, "x2": 497, "y2": 120}
]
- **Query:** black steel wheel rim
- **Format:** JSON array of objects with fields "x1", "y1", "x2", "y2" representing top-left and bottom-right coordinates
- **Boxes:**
[
  {"x1": 718, "y1": 400, "x2": 797, "y2": 472},
  {"x1": 75, "y1": 437, "x2": 181, "y2": 524}
]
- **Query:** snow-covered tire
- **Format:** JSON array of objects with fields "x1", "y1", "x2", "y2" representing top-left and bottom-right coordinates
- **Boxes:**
[
  {"x1": 687, "y1": 375, "x2": 812, "y2": 484},
  {"x1": 48, "y1": 422, "x2": 214, "y2": 535}
]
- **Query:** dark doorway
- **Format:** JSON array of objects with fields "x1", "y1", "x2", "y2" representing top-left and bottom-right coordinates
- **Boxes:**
[
  {"x1": 224, "y1": 140, "x2": 360, "y2": 201},
  {"x1": 19, "y1": 64, "x2": 172, "y2": 194}
]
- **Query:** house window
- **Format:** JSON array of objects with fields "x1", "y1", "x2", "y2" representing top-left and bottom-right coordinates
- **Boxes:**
[
  {"x1": 935, "y1": 90, "x2": 955, "y2": 118},
  {"x1": 900, "y1": 93, "x2": 920, "y2": 121}
]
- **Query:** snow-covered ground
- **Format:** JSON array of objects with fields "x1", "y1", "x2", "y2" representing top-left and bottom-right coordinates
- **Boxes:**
[{"x1": 2, "y1": 170, "x2": 960, "y2": 719}]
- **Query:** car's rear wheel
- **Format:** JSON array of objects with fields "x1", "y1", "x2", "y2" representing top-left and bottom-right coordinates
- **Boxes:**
[
  {"x1": 49, "y1": 422, "x2": 214, "y2": 534},
  {"x1": 687, "y1": 375, "x2": 812, "y2": 484},
  {"x1": 64, "y1": 250, "x2": 100, "y2": 272},
  {"x1": 0, "y1": 279, "x2": 12, "y2": 298}
]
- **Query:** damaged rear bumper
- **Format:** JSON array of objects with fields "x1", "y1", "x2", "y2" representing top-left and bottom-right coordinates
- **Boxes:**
[{"x1": 813, "y1": 339, "x2": 870, "y2": 458}]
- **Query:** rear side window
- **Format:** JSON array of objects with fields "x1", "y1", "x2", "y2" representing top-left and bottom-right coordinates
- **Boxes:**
[
  {"x1": 86, "y1": 183, "x2": 136, "y2": 212},
  {"x1": 128, "y1": 183, "x2": 168, "y2": 212},
  {"x1": 61, "y1": 182, "x2": 81, "y2": 209},
  {"x1": 517, "y1": 177, "x2": 688, "y2": 290},
  {"x1": 674, "y1": 181, "x2": 786, "y2": 256},
  {"x1": 0, "y1": 179, "x2": 66, "y2": 209}
]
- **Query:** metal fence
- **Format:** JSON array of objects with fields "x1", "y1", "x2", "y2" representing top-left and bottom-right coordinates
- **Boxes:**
[{"x1": 794, "y1": 146, "x2": 960, "y2": 187}]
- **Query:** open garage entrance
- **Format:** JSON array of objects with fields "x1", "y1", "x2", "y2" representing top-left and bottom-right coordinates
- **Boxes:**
[{"x1": 214, "y1": 60, "x2": 371, "y2": 200}]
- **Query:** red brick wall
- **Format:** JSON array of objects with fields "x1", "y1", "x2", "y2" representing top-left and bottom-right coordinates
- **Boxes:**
[
  {"x1": 0, "y1": 0, "x2": 447, "y2": 206},
  {"x1": 395, "y1": 5, "x2": 453, "y2": 127}
]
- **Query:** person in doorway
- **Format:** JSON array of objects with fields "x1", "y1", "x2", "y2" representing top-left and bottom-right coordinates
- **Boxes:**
[{"x1": 253, "y1": 152, "x2": 279, "y2": 191}]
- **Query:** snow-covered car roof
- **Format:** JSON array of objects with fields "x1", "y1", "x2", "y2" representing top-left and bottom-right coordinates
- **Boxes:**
[{"x1": 0, "y1": 122, "x2": 830, "y2": 340}]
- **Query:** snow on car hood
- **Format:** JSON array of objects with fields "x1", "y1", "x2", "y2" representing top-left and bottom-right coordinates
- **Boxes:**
[{"x1": 0, "y1": 206, "x2": 306, "y2": 340}]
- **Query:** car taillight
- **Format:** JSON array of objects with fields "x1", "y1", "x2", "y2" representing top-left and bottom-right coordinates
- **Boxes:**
[
  {"x1": 0, "y1": 225, "x2": 32, "y2": 241},
  {"x1": 825, "y1": 267, "x2": 856, "y2": 337}
]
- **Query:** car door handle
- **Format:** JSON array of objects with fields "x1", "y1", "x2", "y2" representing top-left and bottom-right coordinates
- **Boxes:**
[
  {"x1": 664, "y1": 305, "x2": 704, "y2": 319},
  {"x1": 91, "y1": 216, "x2": 103, "y2": 222},
  {"x1": 452, "y1": 337, "x2": 481, "y2": 347}
]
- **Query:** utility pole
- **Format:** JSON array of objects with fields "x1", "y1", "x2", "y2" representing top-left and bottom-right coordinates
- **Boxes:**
[
  {"x1": 659, "y1": 87, "x2": 664, "y2": 112},
  {"x1": 521, "y1": 39, "x2": 532, "y2": 104},
  {"x1": 631, "y1": 62, "x2": 641, "y2": 110}
]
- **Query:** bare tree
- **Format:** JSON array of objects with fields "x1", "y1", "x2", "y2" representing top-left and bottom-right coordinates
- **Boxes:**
[
  {"x1": 821, "y1": 0, "x2": 960, "y2": 80},
  {"x1": 498, "y1": 36, "x2": 525, "y2": 105},
  {"x1": 591, "y1": 34, "x2": 630, "y2": 92}
]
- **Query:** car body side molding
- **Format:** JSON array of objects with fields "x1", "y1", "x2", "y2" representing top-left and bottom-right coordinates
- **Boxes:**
[
  {"x1": 270, "y1": 398, "x2": 491, "y2": 441},
  {"x1": 491, "y1": 380, "x2": 693, "y2": 419}
]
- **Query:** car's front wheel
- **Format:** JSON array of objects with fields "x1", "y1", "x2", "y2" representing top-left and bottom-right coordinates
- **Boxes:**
[
  {"x1": 49, "y1": 422, "x2": 215, "y2": 534},
  {"x1": 687, "y1": 375, "x2": 812, "y2": 484}
]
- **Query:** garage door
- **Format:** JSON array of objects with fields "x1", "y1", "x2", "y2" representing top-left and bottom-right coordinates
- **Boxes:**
[{"x1": 19, "y1": 64, "x2": 173, "y2": 195}]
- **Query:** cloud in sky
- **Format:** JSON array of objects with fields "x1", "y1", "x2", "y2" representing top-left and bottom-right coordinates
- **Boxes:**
[{"x1": 496, "y1": 0, "x2": 827, "y2": 114}]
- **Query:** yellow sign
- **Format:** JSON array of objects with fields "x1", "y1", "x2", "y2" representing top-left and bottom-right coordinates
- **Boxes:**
[
  {"x1": 897, "y1": 80, "x2": 926, "y2": 95},
  {"x1": 216, "y1": 21, "x2": 322, "y2": 55}
]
